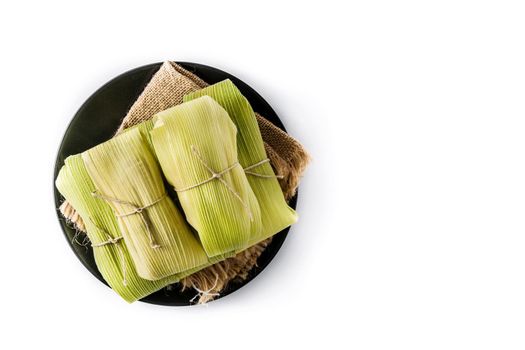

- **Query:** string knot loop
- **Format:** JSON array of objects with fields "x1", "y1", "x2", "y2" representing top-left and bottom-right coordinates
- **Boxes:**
[
  {"x1": 175, "y1": 145, "x2": 253, "y2": 221},
  {"x1": 91, "y1": 190, "x2": 167, "y2": 249}
]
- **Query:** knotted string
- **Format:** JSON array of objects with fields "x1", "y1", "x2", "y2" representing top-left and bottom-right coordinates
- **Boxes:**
[
  {"x1": 91, "y1": 191, "x2": 166, "y2": 249},
  {"x1": 244, "y1": 158, "x2": 284, "y2": 179},
  {"x1": 88, "y1": 218, "x2": 127, "y2": 286},
  {"x1": 175, "y1": 145, "x2": 253, "y2": 221},
  {"x1": 189, "y1": 275, "x2": 220, "y2": 304}
]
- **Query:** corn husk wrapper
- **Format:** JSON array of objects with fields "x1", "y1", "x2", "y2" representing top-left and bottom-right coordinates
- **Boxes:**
[
  {"x1": 184, "y1": 81, "x2": 298, "y2": 246},
  {"x1": 151, "y1": 96, "x2": 262, "y2": 257},
  {"x1": 82, "y1": 121, "x2": 209, "y2": 280},
  {"x1": 55, "y1": 155, "x2": 218, "y2": 302}
]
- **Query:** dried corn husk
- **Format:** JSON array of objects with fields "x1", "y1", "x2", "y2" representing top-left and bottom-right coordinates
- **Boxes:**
[
  {"x1": 184, "y1": 81, "x2": 298, "y2": 246},
  {"x1": 151, "y1": 96, "x2": 262, "y2": 257},
  {"x1": 82, "y1": 121, "x2": 209, "y2": 280}
]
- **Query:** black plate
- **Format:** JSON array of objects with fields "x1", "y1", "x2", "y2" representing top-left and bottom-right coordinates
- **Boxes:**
[{"x1": 53, "y1": 62, "x2": 297, "y2": 306}]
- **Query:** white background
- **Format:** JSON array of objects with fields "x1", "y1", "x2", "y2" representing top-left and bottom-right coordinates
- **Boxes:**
[{"x1": 1, "y1": 0, "x2": 525, "y2": 349}]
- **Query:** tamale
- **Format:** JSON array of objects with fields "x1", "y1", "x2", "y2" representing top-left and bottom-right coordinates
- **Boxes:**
[
  {"x1": 151, "y1": 96, "x2": 262, "y2": 257},
  {"x1": 82, "y1": 121, "x2": 209, "y2": 280},
  {"x1": 56, "y1": 155, "x2": 203, "y2": 302},
  {"x1": 184, "y1": 81, "x2": 298, "y2": 247}
]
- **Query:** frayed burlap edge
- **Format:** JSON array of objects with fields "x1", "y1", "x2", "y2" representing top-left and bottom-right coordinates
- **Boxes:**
[{"x1": 179, "y1": 238, "x2": 272, "y2": 304}]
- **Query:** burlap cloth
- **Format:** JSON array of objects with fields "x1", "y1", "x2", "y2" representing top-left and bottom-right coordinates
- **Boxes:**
[{"x1": 59, "y1": 62, "x2": 309, "y2": 303}]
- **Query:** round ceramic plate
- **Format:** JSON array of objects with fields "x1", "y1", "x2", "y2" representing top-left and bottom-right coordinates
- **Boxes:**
[{"x1": 53, "y1": 62, "x2": 298, "y2": 306}]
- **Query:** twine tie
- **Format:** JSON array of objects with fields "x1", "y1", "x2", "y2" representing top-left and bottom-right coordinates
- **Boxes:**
[
  {"x1": 175, "y1": 145, "x2": 253, "y2": 221},
  {"x1": 91, "y1": 191, "x2": 167, "y2": 249},
  {"x1": 244, "y1": 158, "x2": 283, "y2": 179},
  {"x1": 89, "y1": 218, "x2": 127, "y2": 286}
]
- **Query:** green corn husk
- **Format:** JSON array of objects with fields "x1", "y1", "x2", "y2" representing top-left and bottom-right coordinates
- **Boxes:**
[
  {"x1": 184, "y1": 81, "x2": 298, "y2": 247},
  {"x1": 55, "y1": 155, "x2": 211, "y2": 303},
  {"x1": 82, "y1": 121, "x2": 209, "y2": 280},
  {"x1": 151, "y1": 96, "x2": 262, "y2": 257}
]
